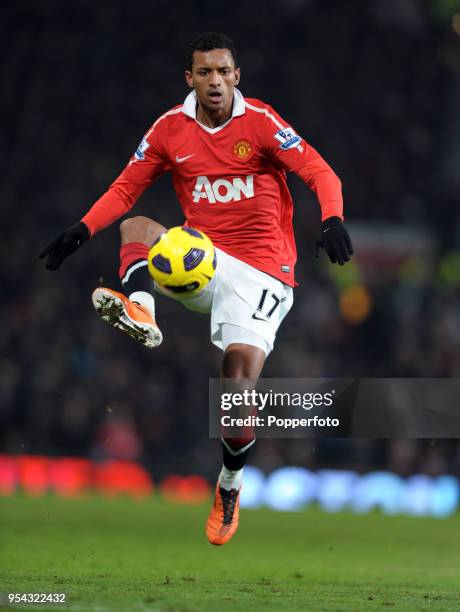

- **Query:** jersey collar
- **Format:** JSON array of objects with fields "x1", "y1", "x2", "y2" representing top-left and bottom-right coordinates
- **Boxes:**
[{"x1": 182, "y1": 88, "x2": 245, "y2": 133}]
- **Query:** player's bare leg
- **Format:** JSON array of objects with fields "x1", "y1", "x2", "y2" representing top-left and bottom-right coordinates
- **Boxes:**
[
  {"x1": 206, "y1": 343, "x2": 266, "y2": 545},
  {"x1": 92, "y1": 216, "x2": 166, "y2": 348}
]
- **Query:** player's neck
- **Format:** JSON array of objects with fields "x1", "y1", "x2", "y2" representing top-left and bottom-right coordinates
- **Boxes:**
[{"x1": 196, "y1": 101, "x2": 233, "y2": 129}]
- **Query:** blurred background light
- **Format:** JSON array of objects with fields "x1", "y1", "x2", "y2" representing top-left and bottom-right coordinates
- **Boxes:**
[{"x1": 264, "y1": 467, "x2": 317, "y2": 511}]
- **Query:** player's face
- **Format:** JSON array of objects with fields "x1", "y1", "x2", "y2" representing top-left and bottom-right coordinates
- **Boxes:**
[{"x1": 185, "y1": 49, "x2": 240, "y2": 114}]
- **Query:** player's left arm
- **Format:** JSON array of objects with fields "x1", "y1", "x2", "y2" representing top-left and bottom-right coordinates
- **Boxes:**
[{"x1": 259, "y1": 106, "x2": 353, "y2": 265}]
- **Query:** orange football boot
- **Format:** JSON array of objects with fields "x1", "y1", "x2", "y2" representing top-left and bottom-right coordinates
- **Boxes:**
[
  {"x1": 92, "y1": 287, "x2": 162, "y2": 348},
  {"x1": 206, "y1": 484, "x2": 241, "y2": 545}
]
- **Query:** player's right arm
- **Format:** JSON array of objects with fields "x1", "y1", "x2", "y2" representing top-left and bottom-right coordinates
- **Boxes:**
[{"x1": 39, "y1": 120, "x2": 170, "y2": 270}]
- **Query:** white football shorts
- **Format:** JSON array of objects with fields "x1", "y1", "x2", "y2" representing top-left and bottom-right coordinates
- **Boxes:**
[{"x1": 154, "y1": 248, "x2": 293, "y2": 356}]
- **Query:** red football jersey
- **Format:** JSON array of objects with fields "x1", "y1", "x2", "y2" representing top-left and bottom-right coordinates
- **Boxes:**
[{"x1": 82, "y1": 89, "x2": 343, "y2": 287}]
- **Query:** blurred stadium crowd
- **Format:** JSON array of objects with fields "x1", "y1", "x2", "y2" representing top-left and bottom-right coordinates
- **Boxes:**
[{"x1": 2, "y1": 0, "x2": 460, "y2": 482}]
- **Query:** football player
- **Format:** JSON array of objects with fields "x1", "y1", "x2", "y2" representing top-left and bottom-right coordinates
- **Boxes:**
[{"x1": 40, "y1": 32, "x2": 353, "y2": 545}]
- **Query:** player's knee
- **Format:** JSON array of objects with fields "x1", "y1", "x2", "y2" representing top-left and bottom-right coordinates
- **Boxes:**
[
  {"x1": 120, "y1": 217, "x2": 166, "y2": 246},
  {"x1": 119, "y1": 216, "x2": 155, "y2": 236}
]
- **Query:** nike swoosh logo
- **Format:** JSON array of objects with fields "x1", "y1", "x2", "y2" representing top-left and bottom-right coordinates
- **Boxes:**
[
  {"x1": 251, "y1": 313, "x2": 268, "y2": 322},
  {"x1": 176, "y1": 153, "x2": 196, "y2": 163}
]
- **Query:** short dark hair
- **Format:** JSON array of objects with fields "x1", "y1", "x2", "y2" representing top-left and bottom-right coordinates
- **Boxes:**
[{"x1": 187, "y1": 32, "x2": 238, "y2": 71}]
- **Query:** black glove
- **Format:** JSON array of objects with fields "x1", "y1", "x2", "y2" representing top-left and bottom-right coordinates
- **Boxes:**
[
  {"x1": 39, "y1": 221, "x2": 90, "y2": 270},
  {"x1": 315, "y1": 216, "x2": 353, "y2": 265}
]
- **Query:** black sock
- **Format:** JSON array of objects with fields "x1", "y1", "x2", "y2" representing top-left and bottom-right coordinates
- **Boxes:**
[
  {"x1": 121, "y1": 260, "x2": 154, "y2": 296},
  {"x1": 222, "y1": 438, "x2": 255, "y2": 471}
]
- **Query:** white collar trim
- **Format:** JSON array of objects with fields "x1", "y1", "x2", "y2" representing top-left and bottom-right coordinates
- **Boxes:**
[{"x1": 182, "y1": 88, "x2": 245, "y2": 133}]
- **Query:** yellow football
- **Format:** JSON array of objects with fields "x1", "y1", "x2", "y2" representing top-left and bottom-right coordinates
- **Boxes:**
[{"x1": 147, "y1": 226, "x2": 216, "y2": 296}]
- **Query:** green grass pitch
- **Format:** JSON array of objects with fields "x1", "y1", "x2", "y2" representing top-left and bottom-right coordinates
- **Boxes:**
[{"x1": 1, "y1": 495, "x2": 460, "y2": 611}]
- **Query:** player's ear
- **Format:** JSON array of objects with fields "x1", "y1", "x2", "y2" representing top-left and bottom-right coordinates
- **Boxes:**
[
  {"x1": 234, "y1": 67, "x2": 241, "y2": 86},
  {"x1": 185, "y1": 70, "x2": 193, "y2": 88}
]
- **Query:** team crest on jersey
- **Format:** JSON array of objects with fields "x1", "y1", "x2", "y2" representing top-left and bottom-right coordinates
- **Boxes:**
[
  {"x1": 233, "y1": 139, "x2": 252, "y2": 160},
  {"x1": 274, "y1": 128, "x2": 302, "y2": 151},
  {"x1": 134, "y1": 137, "x2": 150, "y2": 161}
]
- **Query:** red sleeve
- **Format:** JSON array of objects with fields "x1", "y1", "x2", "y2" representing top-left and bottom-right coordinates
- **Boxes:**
[
  {"x1": 257, "y1": 104, "x2": 343, "y2": 221},
  {"x1": 81, "y1": 119, "x2": 171, "y2": 236}
]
